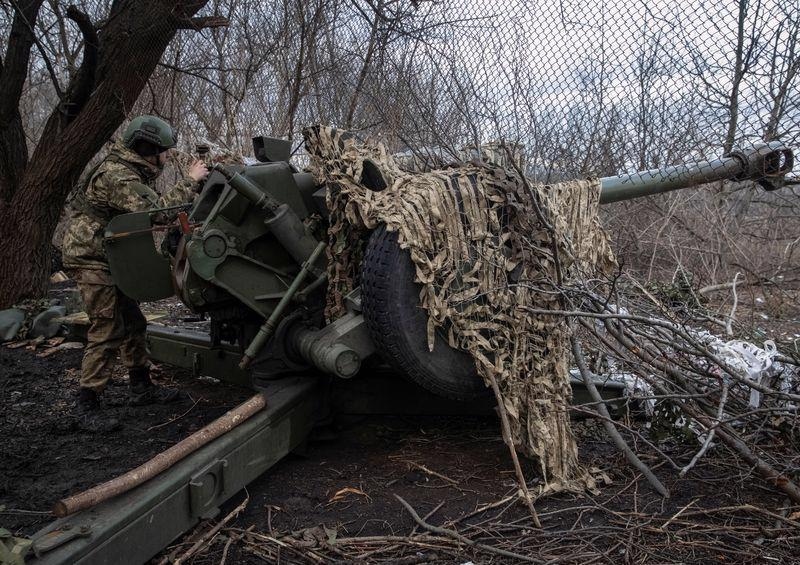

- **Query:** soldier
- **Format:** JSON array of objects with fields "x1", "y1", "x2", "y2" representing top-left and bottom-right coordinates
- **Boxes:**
[{"x1": 62, "y1": 115, "x2": 209, "y2": 431}]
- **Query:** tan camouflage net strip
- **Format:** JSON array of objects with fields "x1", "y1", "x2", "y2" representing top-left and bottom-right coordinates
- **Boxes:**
[{"x1": 304, "y1": 125, "x2": 616, "y2": 492}]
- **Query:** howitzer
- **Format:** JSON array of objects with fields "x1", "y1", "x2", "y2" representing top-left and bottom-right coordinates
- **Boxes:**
[
  {"x1": 103, "y1": 138, "x2": 794, "y2": 401},
  {"x1": 29, "y1": 138, "x2": 795, "y2": 565}
]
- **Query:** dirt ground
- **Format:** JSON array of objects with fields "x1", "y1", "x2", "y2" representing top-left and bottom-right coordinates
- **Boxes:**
[
  {"x1": 1, "y1": 288, "x2": 798, "y2": 563},
  {"x1": 0, "y1": 344, "x2": 251, "y2": 537},
  {"x1": 158, "y1": 413, "x2": 797, "y2": 564},
  {"x1": 3, "y1": 337, "x2": 796, "y2": 564}
]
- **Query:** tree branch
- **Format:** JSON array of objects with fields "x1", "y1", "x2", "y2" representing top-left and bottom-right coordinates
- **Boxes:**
[
  {"x1": 0, "y1": 0, "x2": 45, "y2": 201},
  {"x1": 31, "y1": 10, "x2": 65, "y2": 100},
  {"x1": 177, "y1": 15, "x2": 229, "y2": 30},
  {"x1": 0, "y1": 0, "x2": 45, "y2": 118},
  {"x1": 570, "y1": 331, "x2": 670, "y2": 497},
  {"x1": 394, "y1": 495, "x2": 544, "y2": 563},
  {"x1": 59, "y1": 4, "x2": 99, "y2": 120}
]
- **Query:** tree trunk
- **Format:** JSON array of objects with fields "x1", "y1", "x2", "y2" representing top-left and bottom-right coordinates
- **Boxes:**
[
  {"x1": 0, "y1": 182, "x2": 63, "y2": 306},
  {"x1": 0, "y1": 0, "x2": 213, "y2": 308},
  {"x1": 0, "y1": 0, "x2": 44, "y2": 202}
]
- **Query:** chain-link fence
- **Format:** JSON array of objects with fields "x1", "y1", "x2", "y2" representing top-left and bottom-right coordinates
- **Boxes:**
[
  {"x1": 158, "y1": 0, "x2": 800, "y2": 176},
  {"x1": 139, "y1": 0, "x2": 788, "y2": 284},
  {"x1": 9, "y1": 0, "x2": 800, "y2": 282}
]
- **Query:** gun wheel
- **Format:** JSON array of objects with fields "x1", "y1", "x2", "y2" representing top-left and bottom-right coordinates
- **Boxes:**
[{"x1": 360, "y1": 224, "x2": 490, "y2": 401}]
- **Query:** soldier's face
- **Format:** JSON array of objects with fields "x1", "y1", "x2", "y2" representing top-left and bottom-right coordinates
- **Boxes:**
[{"x1": 158, "y1": 149, "x2": 174, "y2": 167}]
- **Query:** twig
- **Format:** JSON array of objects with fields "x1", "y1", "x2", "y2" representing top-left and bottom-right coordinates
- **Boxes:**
[
  {"x1": 570, "y1": 404, "x2": 682, "y2": 470},
  {"x1": 394, "y1": 494, "x2": 545, "y2": 563},
  {"x1": 147, "y1": 397, "x2": 202, "y2": 431},
  {"x1": 680, "y1": 383, "x2": 729, "y2": 477},
  {"x1": 485, "y1": 371, "x2": 542, "y2": 527},
  {"x1": 697, "y1": 276, "x2": 771, "y2": 295},
  {"x1": 448, "y1": 494, "x2": 516, "y2": 527},
  {"x1": 661, "y1": 499, "x2": 698, "y2": 529},
  {"x1": 241, "y1": 530, "x2": 327, "y2": 563},
  {"x1": 218, "y1": 525, "x2": 248, "y2": 565},
  {"x1": 219, "y1": 534, "x2": 235, "y2": 565},
  {"x1": 157, "y1": 522, "x2": 208, "y2": 565},
  {"x1": 174, "y1": 495, "x2": 249, "y2": 565},
  {"x1": 677, "y1": 504, "x2": 800, "y2": 529},
  {"x1": 402, "y1": 461, "x2": 458, "y2": 484},
  {"x1": 410, "y1": 501, "x2": 445, "y2": 535},
  {"x1": 725, "y1": 272, "x2": 740, "y2": 336},
  {"x1": 570, "y1": 332, "x2": 670, "y2": 498},
  {"x1": 0, "y1": 508, "x2": 50, "y2": 515}
]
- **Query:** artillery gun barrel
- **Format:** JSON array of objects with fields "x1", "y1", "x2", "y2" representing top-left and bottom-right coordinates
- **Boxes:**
[
  {"x1": 599, "y1": 142, "x2": 794, "y2": 204},
  {"x1": 211, "y1": 163, "x2": 283, "y2": 212}
]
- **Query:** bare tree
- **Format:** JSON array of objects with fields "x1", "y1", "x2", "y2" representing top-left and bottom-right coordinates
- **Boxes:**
[
  {"x1": 0, "y1": 0, "x2": 226, "y2": 307},
  {"x1": 763, "y1": 4, "x2": 800, "y2": 142},
  {"x1": 685, "y1": 0, "x2": 767, "y2": 153}
]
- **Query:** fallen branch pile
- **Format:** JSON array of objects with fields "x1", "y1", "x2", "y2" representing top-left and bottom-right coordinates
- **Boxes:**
[{"x1": 564, "y1": 277, "x2": 800, "y2": 504}]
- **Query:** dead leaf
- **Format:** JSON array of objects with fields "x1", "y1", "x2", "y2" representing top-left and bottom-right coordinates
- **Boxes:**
[
  {"x1": 37, "y1": 342, "x2": 84, "y2": 358},
  {"x1": 589, "y1": 466, "x2": 613, "y2": 485},
  {"x1": 328, "y1": 487, "x2": 371, "y2": 504},
  {"x1": 25, "y1": 336, "x2": 46, "y2": 350},
  {"x1": 49, "y1": 271, "x2": 70, "y2": 283}
]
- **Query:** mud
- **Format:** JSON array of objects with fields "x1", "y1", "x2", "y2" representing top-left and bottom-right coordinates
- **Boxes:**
[
  {"x1": 166, "y1": 415, "x2": 793, "y2": 564},
  {"x1": 1, "y1": 285, "x2": 797, "y2": 563},
  {"x1": 0, "y1": 344, "x2": 250, "y2": 536},
  {"x1": 1, "y1": 342, "x2": 793, "y2": 564}
]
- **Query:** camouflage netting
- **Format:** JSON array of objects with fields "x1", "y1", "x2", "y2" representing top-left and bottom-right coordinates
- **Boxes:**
[{"x1": 304, "y1": 125, "x2": 616, "y2": 492}]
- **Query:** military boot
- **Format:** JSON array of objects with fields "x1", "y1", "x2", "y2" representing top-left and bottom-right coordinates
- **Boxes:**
[
  {"x1": 76, "y1": 388, "x2": 121, "y2": 433},
  {"x1": 129, "y1": 366, "x2": 181, "y2": 406}
]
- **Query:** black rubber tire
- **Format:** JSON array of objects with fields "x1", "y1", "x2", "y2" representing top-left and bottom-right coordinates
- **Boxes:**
[{"x1": 361, "y1": 225, "x2": 490, "y2": 401}]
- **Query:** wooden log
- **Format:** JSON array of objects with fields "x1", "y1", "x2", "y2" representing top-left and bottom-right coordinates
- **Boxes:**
[{"x1": 53, "y1": 393, "x2": 267, "y2": 517}]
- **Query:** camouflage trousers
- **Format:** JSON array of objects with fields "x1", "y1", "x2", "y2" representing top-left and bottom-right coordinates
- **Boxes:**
[{"x1": 73, "y1": 270, "x2": 148, "y2": 392}]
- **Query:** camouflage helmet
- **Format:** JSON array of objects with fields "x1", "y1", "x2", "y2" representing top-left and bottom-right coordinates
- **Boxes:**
[{"x1": 122, "y1": 115, "x2": 177, "y2": 153}]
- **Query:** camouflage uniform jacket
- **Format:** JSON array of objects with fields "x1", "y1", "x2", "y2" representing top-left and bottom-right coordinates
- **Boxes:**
[{"x1": 63, "y1": 141, "x2": 196, "y2": 270}]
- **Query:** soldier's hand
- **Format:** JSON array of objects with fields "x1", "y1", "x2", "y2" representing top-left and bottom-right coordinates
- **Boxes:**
[{"x1": 187, "y1": 160, "x2": 209, "y2": 182}]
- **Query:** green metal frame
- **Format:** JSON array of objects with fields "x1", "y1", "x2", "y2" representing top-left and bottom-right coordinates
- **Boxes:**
[
  {"x1": 146, "y1": 325, "x2": 250, "y2": 387},
  {"x1": 104, "y1": 212, "x2": 174, "y2": 302}
]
